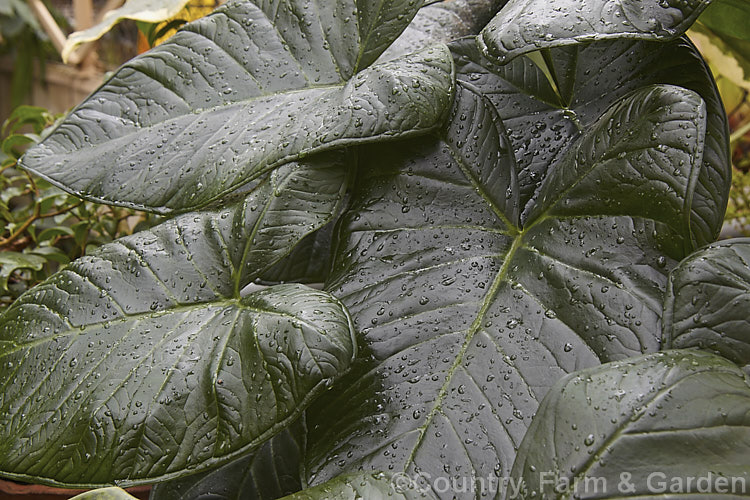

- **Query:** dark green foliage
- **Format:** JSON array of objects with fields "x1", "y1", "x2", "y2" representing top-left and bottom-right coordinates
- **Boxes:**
[{"x1": 512, "y1": 350, "x2": 750, "y2": 498}]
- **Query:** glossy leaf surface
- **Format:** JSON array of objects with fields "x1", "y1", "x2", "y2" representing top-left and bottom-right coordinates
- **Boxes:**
[
  {"x1": 22, "y1": 0, "x2": 453, "y2": 214},
  {"x1": 0, "y1": 159, "x2": 355, "y2": 487},
  {"x1": 304, "y1": 81, "x2": 708, "y2": 493},
  {"x1": 511, "y1": 350, "x2": 750, "y2": 498},
  {"x1": 379, "y1": 0, "x2": 503, "y2": 62},
  {"x1": 452, "y1": 36, "x2": 729, "y2": 248},
  {"x1": 150, "y1": 419, "x2": 306, "y2": 500},
  {"x1": 479, "y1": 0, "x2": 712, "y2": 63},
  {"x1": 664, "y1": 237, "x2": 750, "y2": 370},
  {"x1": 0, "y1": 284, "x2": 354, "y2": 487}
]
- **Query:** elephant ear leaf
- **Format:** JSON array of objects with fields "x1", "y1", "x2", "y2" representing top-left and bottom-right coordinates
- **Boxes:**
[
  {"x1": 511, "y1": 350, "x2": 750, "y2": 498},
  {"x1": 479, "y1": 0, "x2": 713, "y2": 64},
  {"x1": 21, "y1": 0, "x2": 454, "y2": 214},
  {"x1": 0, "y1": 160, "x2": 356, "y2": 487},
  {"x1": 304, "y1": 80, "x2": 708, "y2": 490},
  {"x1": 664, "y1": 237, "x2": 750, "y2": 371}
]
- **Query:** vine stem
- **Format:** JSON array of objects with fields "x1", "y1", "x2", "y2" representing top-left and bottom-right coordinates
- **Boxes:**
[{"x1": 0, "y1": 202, "x2": 82, "y2": 248}]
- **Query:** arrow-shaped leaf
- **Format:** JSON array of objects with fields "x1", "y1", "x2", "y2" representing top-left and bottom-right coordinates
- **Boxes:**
[
  {"x1": 452, "y1": 35, "x2": 729, "y2": 248},
  {"x1": 303, "y1": 80, "x2": 709, "y2": 491},
  {"x1": 0, "y1": 158, "x2": 354, "y2": 487}
]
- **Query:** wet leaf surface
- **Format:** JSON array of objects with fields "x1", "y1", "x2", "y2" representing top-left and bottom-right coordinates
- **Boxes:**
[
  {"x1": 379, "y1": 0, "x2": 503, "y2": 62},
  {"x1": 665, "y1": 237, "x2": 750, "y2": 371},
  {"x1": 22, "y1": 0, "x2": 453, "y2": 214},
  {"x1": 0, "y1": 159, "x2": 355, "y2": 487},
  {"x1": 304, "y1": 76, "x2": 710, "y2": 494},
  {"x1": 479, "y1": 0, "x2": 712, "y2": 63},
  {"x1": 452, "y1": 35, "x2": 729, "y2": 248},
  {"x1": 511, "y1": 350, "x2": 750, "y2": 498},
  {"x1": 150, "y1": 418, "x2": 306, "y2": 500}
]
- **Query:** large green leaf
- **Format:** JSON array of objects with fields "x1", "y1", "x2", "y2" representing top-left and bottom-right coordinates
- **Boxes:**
[
  {"x1": 510, "y1": 350, "x2": 750, "y2": 499},
  {"x1": 451, "y1": 35, "x2": 729, "y2": 248},
  {"x1": 21, "y1": 0, "x2": 454, "y2": 214},
  {"x1": 0, "y1": 158, "x2": 355, "y2": 487},
  {"x1": 150, "y1": 419, "x2": 306, "y2": 500},
  {"x1": 0, "y1": 283, "x2": 355, "y2": 488},
  {"x1": 478, "y1": 0, "x2": 712, "y2": 64},
  {"x1": 303, "y1": 80, "x2": 708, "y2": 493},
  {"x1": 664, "y1": 237, "x2": 750, "y2": 370}
]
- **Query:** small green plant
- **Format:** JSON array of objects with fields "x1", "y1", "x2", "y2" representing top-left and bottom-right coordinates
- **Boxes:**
[
  {"x1": 0, "y1": 105, "x2": 157, "y2": 310},
  {"x1": 1, "y1": 1, "x2": 750, "y2": 499}
]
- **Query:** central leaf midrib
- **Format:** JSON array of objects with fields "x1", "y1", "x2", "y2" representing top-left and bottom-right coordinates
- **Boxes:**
[
  {"x1": 397, "y1": 96, "x2": 672, "y2": 469},
  {"x1": 403, "y1": 234, "x2": 525, "y2": 469},
  {"x1": 399, "y1": 116, "x2": 562, "y2": 468},
  {"x1": 0, "y1": 298, "x2": 316, "y2": 358}
]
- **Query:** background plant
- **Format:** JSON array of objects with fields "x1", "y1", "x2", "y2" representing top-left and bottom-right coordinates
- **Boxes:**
[
  {"x1": 0, "y1": 105, "x2": 156, "y2": 310},
  {"x1": 0, "y1": 1, "x2": 748, "y2": 499},
  {"x1": 689, "y1": 0, "x2": 750, "y2": 237}
]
